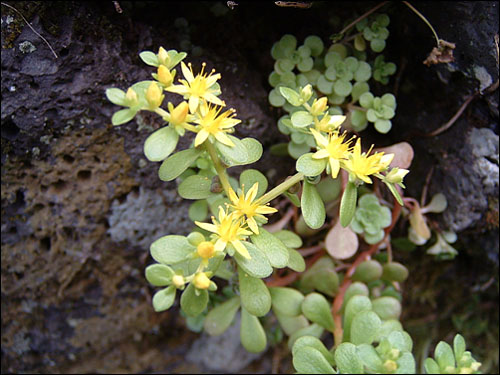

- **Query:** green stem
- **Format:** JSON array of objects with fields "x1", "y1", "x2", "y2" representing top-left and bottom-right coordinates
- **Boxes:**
[
  {"x1": 258, "y1": 172, "x2": 304, "y2": 205},
  {"x1": 402, "y1": 1, "x2": 440, "y2": 46},
  {"x1": 204, "y1": 141, "x2": 232, "y2": 197}
]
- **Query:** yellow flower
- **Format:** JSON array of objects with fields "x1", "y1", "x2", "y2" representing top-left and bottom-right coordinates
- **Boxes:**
[
  {"x1": 193, "y1": 272, "x2": 211, "y2": 289},
  {"x1": 228, "y1": 182, "x2": 278, "y2": 234},
  {"x1": 310, "y1": 97, "x2": 328, "y2": 116},
  {"x1": 146, "y1": 81, "x2": 164, "y2": 109},
  {"x1": 166, "y1": 61, "x2": 224, "y2": 113},
  {"x1": 193, "y1": 102, "x2": 241, "y2": 147},
  {"x1": 343, "y1": 138, "x2": 394, "y2": 184},
  {"x1": 157, "y1": 65, "x2": 174, "y2": 87},
  {"x1": 195, "y1": 207, "x2": 252, "y2": 259},
  {"x1": 314, "y1": 114, "x2": 346, "y2": 133},
  {"x1": 310, "y1": 128, "x2": 354, "y2": 179}
]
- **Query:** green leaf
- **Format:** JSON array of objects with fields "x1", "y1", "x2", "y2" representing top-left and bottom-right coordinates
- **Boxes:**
[
  {"x1": 382, "y1": 262, "x2": 409, "y2": 282},
  {"x1": 145, "y1": 264, "x2": 174, "y2": 286},
  {"x1": 152, "y1": 285, "x2": 176, "y2": 312},
  {"x1": 280, "y1": 87, "x2": 303, "y2": 106},
  {"x1": 203, "y1": 296, "x2": 241, "y2": 336},
  {"x1": 317, "y1": 75, "x2": 334, "y2": 94},
  {"x1": 188, "y1": 199, "x2": 208, "y2": 222},
  {"x1": 240, "y1": 169, "x2": 268, "y2": 198},
  {"x1": 284, "y1": 191, "x2": 301, "y2": 207},
  {"x1": 372, "y1": 296, "x2": 402, "y2": 320},
  {"x1": 434, "y1": 341, "x2": 456, "y2": 370},
  {"x1": 215, "y1": 135, "x2": 249, "y2": 166},
  {"x1": 301, "y1": 181, "x2": 326, "y2": 229},
  {"x1": 288, "y1": 140, "x2": 310, "y2": 159},
  {"x1": 375, "y1": 119, "x2": 392, "y2": 133},
  {"x1": 238, "y1": 266, "x2": 271, "y2": 317},
  {"x1": 275, "y1": 311, "x2": 309, "y2": 336},
  {"x1": 335, "y1": 343, "x2": 364, "y2": 374},
  {"x1": 340, "y1": 181, "x2": 357, "y2": 227},
  {"x1": 342, "y1": 282, "x2": 369, "y2": 311},
  {"x1": 343, "y1": 295, "x2": 372, "y2": 342},
  {"x1": 291, "y1": 111, "x2": 314, "y2": 128},
  {"x1": 180, "y1": 282, "x2": 209, "y2": 317},
  {"x1": 356, "y1": 344, "x2": 384, "y2": 372},
  {"x1": 178, "y1": 175, "x2": 213, "y2": 199},
  {"x1": 274, "y1": 230, "x2": 303, "y2": 248},
  {"x1": 144, "y1": 126, "x2": 179, "y2": 162},
  {"x1": 424, "y1": 358, "x2": 441, "y2": 374},
  {"x1": 370, "y1": 38, "x2": 386, "y2": 53},
  {"x1": 316, "y1": 177, "x2": 341, "y2": 203},
  {"x1": 388, "y1": 330, "x2": 413, "y2": 352},
  {"x1": 270, "y1": 287, "x2": 305, "y2": 316},
  {"x1": 359, "y1": 92, "x2": 374, "y2": 108},
  {"x1": 300, "y1": 257, "x2": 339, "y2": 296},
  {"x1": 269, "y1": 88, "x2": 286, "y2": 107},
  {"x1": 139, "y1": 51, "x2": 159, "y2": 66},
  {"x1": 234, "y1": 242, "x2": 273, "y2": 278},
  {"x1": 159, "y1": 148, "x2": 202, "y2": 181},
  {"x1": 352, "y1": 260, "x2": 383, "y2": 283},
  {"x1": 385, "y1": 181, "x2": 404, "y2": 206},
  {"x1": 112, "y1": 108, "x2": 136, "y2": 125},
  {"x1": 251, "y1": 228, "x2": 290, "y2": 269},
  {"x1": 288, "y1": 323, "x2": 324, "y2": 350},
  {"x1": 240, "y1": 307, "x2": 267, "y2": 353},
  {"x1": 301, "y1": 293, "x2": 335, "y2": 332},
  {"x1": 106, "y1": 88, "x2": 127, "y2": 106},
  {"x1": 304, "y1": 35, "x2": 324, "y2": 56},
  {"x1": 241, "y1": 138, "x2": 263, "y2": 165},
  {"x1": 396, "y1": 352, "x2": 416, "y2": 374},
  {"x1": 296, "y1": 153, "x2": 327, "y2": 177},
  {"x1": 287, "y1": 248, "x2": 306, "y2": 272},
  {"x1": 453, "y1": 334, "x2": 466, "y2": 364},
  {"x1": 292, "y1": 336, "x2": 335, "y2": 366},
  {"x1": 350, "y1": 310, "x2": 382, "y2": 345},
  {"x1": 334, "y1": 79, "x2": 353, "y2": 97},
  {"x1": 150, "y1": 235, "x2": 195, "y2": 264},
  {"x1": 293, "y1": 346, "x2": 336, "y2": 374}
]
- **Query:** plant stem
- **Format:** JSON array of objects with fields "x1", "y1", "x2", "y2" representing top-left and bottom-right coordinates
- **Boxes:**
[
  {"x1": 204, "y1": 141, "x2": 232, "y2": 197},
  {"x1": 258, "y1": 172, "x2": 304, "y2": 205},
  {"x1": 402, "y1": 1, "x2": 440, "y2": 46}
]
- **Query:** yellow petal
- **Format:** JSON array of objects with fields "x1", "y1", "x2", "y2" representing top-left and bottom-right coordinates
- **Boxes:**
[
  {"x1": 310, "y1": 128, "x2": 328, "y2": 148},
  {"x1": 203, "y1": 93, "x2": 225, "y2": 107},
  {"x1": 329, "y1": 158, "x2": 341, "y2": 178},
  {"x1": 247, "y1": 183, "x2": 259, "y2": 202},
  {"x1": 255, "y1": 205, "x2": 278, "y2": 214},
  {"x1": 194, "y1": 129, "x2": 209, "y2": 147},
  {"x1": 232, "y1": 240, "x2": 251, "y2": 259},
  {"x1": 189, "y1": 95, "x2": 200, "y2": 113},
  {"x1": 313, "y1": 149, "x2": 330, "y2": 159},
  {"x1": 205, "y1": 73, "x2": 221, "y2": 88},
  {"x1": 247, "y1": 217, "x2": 259, "y2": 234},
  {"x1": 215, "y1": 132, "x2": 235, "y2": 147},
  {"x1": 214, "y1": 238, "x2": 227, "y2": 252},
  {"x1": 181, "y1": 61, "x2": 194, "y2": 83},
  {"x1": 195, "y1": 221, "x2": 217, "y2": 233}
]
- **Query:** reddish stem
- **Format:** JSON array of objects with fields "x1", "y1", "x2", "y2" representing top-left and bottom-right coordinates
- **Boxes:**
[{"x1": 331, "y1": 197, "x2": 402, "y2": 346}]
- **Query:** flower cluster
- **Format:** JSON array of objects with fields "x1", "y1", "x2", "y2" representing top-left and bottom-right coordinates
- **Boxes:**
[{"x1": 107, "y1": 46, "x2": 241, "y2": 149}]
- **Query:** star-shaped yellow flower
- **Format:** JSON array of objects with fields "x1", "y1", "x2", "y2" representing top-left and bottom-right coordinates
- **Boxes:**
[
  {"x1": 193, "y1": 102, "x2": 241, "y2": 147},
  {"x1": 228, "y1": 182, "x2": 278, "y2": 234},
  {"x1": 343, "y1": 138, "x2": 394, "y2": 184},
  {"x1": 166, "y1": 62, "x2": 224, "y2": 113},
  {"x1": 195, "y1": 206, "x2": 252, "y2": 259},
  {"x1": 310, "y1": 128, "x2": 354, "y2": 179}
]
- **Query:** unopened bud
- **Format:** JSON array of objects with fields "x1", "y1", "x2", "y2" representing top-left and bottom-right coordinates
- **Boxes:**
[
  {"x1": 170, "y1": 101, "x2": 189, "y2": 125},
  {"x1": 300, "y1": 84, "x2": 313, "y2": 102},
  {"x1": 193, "y1": 272, "x2": 211, "y2": 289},
  {"x1": 383, "y1": 360, "x2": 398, "y2": 372},
  {"x1": 158, "y1": 65, "x2": 173, "y2": 86},
  {"x1": 310, "y1": 97, "x2": 328, "y2": 116},
  {"x1": 158, "y1": 46, "x2": 169, "y2": 65},
  {"x1": 146, "y1": 82, "x2": 163, "y2": 109},
  {"x1": 125, "y1": 88, "x2": 139, "y2": 106},
  {"x1": 172, "y1": 274, "x2": 185, "y2": 288},
  {"x1": 385, "y1": 167, "x2": 409, "y2": 184},
  {"x1": 197, "y1": 241, "x2": 215, "y2": 259}
]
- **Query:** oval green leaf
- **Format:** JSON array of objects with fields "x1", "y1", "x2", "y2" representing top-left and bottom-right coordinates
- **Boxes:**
[
  {"x1": 296, "y1": 153, "x2": 327, "y2": 177},
  {"x1": 178, "y1": 175, "x2": 213, "y2": 199},
  {"x1": 158, "y1": 148, "x2": 202, "y2": 181},
  {"x1": 240, "y1": 307, "x2": 267, "y2": 353},
  {"x1": 340, "y1": 181, "x2": 357, "y2": 227},
  {"x1": 203, "y1": 296, "x2": 241, "y2": 336},
  {"x1": 238, "y1": 266, "x2": 271, "y2": 317},
  {"x1": 301, "y1": 181, "x2": 326, "y2": 229},
  {"x1": 180, "y1": 282, "x2": 208, "y2": 317},
  {"x1": 350, "y1": 310, "x2": 382, "y2": 345},
  {"x1": 293, "y1": 346, "x2": 335, "y2": 374},
  {"x1": 250, "y1": 228, "x2": 289, "y2": 269},
  {"x1": 301, "y1": 293, "x2": 335, "y2": 332},
  {"x1": 270, "y1": 287, "x2": 305, "y2": 316},
  {"x1": 335, "y1": 342, "x2": 364, "y2": 374},
  {"x1": 150, "y1": 235, "x2": 195, "y2": 265},
  {"x1": 145, "y1": 263, "x2": 174, "y2": 286},
  {"x1": 152, "y1": 285, "x2": 176, "y2": 312},
  {"x1": 144, "y1": 126, "x2": 179, "y2": 162}
]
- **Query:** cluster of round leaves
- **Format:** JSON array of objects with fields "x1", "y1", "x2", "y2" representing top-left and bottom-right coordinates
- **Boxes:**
[
  {"x1": 355, "y1": 13, "x2": 391, "y2": 53},
  {"x1": 353, "y1": 92, "x2": 397, "y2": 133},
  {"x1": 350, "y1": 194, "x2": 392, "y2": 244},
  {"x1": 268, "y1": 14, "x2": 397, "y2": 143}
]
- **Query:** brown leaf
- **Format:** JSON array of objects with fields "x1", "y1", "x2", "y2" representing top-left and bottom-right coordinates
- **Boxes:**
[
  {"x1": 375, "y1": 142, "x2": 414, "y2": 169},
  {"x1": 325, "y1": 220, "x2": 359, "y2": 259},
  {"x1": 423, "y1": 39, "x2": 456, "y2": 66}
]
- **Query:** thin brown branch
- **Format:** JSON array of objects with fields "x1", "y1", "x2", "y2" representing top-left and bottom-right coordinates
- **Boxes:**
[
  {"x1": 339, "y1": 1, "x2": 389, "y2": 36},
  {"x1": 425, "y1": 94, "x2": 476, "y2": 137}
]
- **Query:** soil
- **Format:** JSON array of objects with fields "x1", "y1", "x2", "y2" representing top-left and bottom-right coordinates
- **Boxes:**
[{"x1": 1, "y1": 1, "x2": 498, "y2": 373}]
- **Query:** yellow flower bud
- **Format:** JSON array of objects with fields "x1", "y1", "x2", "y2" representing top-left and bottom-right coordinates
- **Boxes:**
[
  {"x1": 444, "y1": 365, "x2": 456, "y2": 374},
  {"x1": 459, "y1": 368, "x2": 473, "y2": 374},
  {"x1": 170, "y1": 101, "x2": 189, "y2": 126},
  {"x1": 310, "y1": 97, "x2": 328, "y2": 116},
  {"x1": 300, "y1": 84, "x2": 313, "y2": 102},
  {"x1": 385, "y1": 167, "x2": 410, "y2": 184},
  {"x1": 383, "y1": 360, "x2": 398, "y2": 372},
  {"x1": 193, "y1": 272, "x2": 211, "y2": 289},
  {"x1": 125, "y1": 88, "x2": 139, "y2": 106},
  {"x1": 470, "y1": 362, "x2": 481, "y2": 372},
  {"x1": 172, "y1": 274, "x2": 185, "y2": 288},
  {"x1": 197, "y1": 241, "x2": 215, "y2": 259},
  {"x1": 158, "y1": 46, "x2": 169, "y2": 65},
  {"x1": 157, "y1": 65, "x2": 173, "y2": 87},
  {"x1": 146, "y1": 82, "x2": 163, "y2": 109}
]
